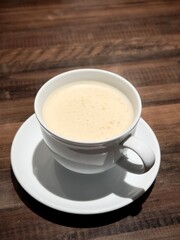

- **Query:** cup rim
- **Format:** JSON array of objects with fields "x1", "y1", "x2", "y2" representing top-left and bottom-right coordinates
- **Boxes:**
[{"x1": 34, "y1": 68, "x2": 142, "y2": 146}]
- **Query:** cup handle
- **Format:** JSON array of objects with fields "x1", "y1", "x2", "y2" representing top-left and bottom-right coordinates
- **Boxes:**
[{"x1": 121, "y1": 136, "x2": 155, "y2": 173}]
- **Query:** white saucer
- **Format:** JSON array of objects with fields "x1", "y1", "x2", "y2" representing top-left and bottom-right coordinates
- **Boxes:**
[{"x1": 11, "y1": 114, "x2": 160, "y2": 215}]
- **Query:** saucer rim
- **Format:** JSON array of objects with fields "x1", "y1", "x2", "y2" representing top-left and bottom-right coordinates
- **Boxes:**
[{"x1": 11, "y1": 114, "x2": 161, "y2": 215}]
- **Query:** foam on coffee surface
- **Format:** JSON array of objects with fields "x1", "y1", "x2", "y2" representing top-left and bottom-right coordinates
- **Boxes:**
[{"x1": 42, "y1": 81, "x2": 134, "y2": 142}]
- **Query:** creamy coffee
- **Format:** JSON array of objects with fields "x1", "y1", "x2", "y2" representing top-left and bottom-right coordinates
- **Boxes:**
[{"x1": 42, "y1": 81, "x2": 134, "y2": 142}]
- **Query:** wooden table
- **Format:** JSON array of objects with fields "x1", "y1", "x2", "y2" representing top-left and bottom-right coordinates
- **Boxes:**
[{"x1": 0, "y1": 0, "x2": 180, "y2": 239}]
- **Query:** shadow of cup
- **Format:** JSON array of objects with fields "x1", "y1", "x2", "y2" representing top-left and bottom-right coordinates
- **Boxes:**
[{"x1": 32, "y1": 140, "x2": 145, "y2": 202}]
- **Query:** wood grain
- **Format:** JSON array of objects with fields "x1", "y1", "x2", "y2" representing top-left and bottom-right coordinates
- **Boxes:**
[{"x1": 0, "y1": 0, "x2": 180, "y2": 239}]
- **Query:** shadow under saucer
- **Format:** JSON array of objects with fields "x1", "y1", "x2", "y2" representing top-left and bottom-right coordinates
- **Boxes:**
[
  {"x1": 11, "y1": 167, "x2": 154, "y2": 228},
  {"x1": 10, "y1": 115, "x2": 159, "y2": 226}
]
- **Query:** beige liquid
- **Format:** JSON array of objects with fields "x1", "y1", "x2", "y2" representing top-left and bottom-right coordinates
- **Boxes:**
[{"x1": 42, "y1": 81, "x2": 134, "y2": 142}]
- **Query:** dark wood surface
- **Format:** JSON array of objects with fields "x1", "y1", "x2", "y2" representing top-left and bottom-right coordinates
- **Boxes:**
[{"x1": 0, "y1": 0, "x2": 180, "y2": 239}]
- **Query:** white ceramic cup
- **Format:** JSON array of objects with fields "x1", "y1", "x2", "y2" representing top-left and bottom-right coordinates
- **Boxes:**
[{"x1": 34, "y1": 69, "x2": 155, "y2": 174}]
